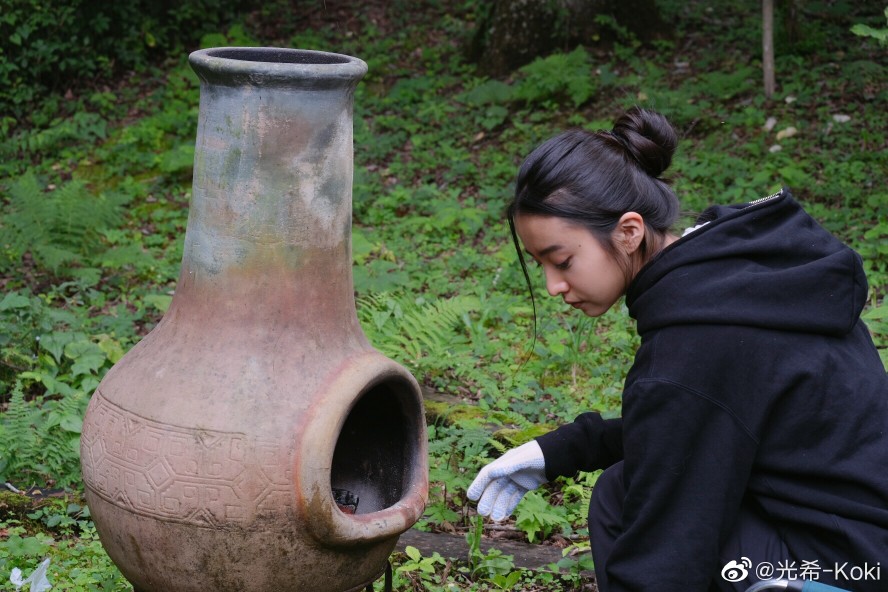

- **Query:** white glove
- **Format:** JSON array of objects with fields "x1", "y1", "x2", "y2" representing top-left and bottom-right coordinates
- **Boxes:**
[{"x1": 467, "y1": 440, "x2": 547, "y2": 521}]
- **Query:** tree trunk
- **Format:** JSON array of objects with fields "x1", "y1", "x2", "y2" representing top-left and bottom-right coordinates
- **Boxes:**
[
  {"x1": 468, "y1": 0, "x2": 672, "y2": 77},
  {"x1": 468, "y1": 0, "x2": 565, "y2": 77},
  {"x1": 763, "y1": 0, "x2": 776, "y2": 98},
  {"x1": 782, "y1": 0, "x2": 800, "y2": 46}
]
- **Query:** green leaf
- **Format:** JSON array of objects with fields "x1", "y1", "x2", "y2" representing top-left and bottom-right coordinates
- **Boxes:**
[
  {"x1": 144, "y1": 294, "x2": 172, "y2": 313},
  {"x1": 514, "y1": 490, "x2": 570, "y2": 543},
  {"x1": 491, "y1": 570, "x2": 523, "y2": 588},
  {"x1": 477, "y1": 554, "x2": 515, "y2": 578},
  {"x1": 851, "y1": 23, "x2": 888, "y2": 43},
  {"x1": 5, "y1": 534, "x2": 51, "y2": 557},
  {"x1": 64, "y1": 339, "x2": 103, "y2": 360},
  {"x1": 352, "y1": 230, "x2": 376, "y2": 265},
  {"x1": 200, "y1": 32, "x2": 229, "y2": 49},
  {"x1": 45, "y1": 513, "x2": 63, "y2": 527},
  {"x1": 60, "y1": 414, "x2": 83, "y2": 433},
  {"x1": 19, "y1": 371, "x2": 75, "y2": 397},
  {"x1": 96, "y1": 334, "x2": 126, "y2": 363},
  {"x1": 0, "y1": 292, "x2": 30, "y2": 310},
  {"x1": 38, "y1": 333, "x2": 72, "y2": 363},
  {"x1": 159, "y1": 143, "x2": 195, "y2": 174},
  {"x1": 461, "y1": 80, "x2": 514, "y2": 106},
  {"x1": 405, "y1": 545, "x2": 422, "y2": 562},
  {"x1": 863, "y1": 305, "x2": 888, "y2": 320},
  {"x1": 64, "y1": 340, "x2": 107, "y2": 376}
]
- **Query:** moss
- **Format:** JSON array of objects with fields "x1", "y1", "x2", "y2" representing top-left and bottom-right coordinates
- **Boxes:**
[
  {"x1": 424, "y1": 400, "x2": 491, "y2": 426},
  {"x1": 424, "y1": 400, "x2": 556, "y2": 444},
  {"x1": 492, "y1": 424, "x2": 555, "y2": 446},
  {"x1": 0, "y1": 490, "x2": 37, "y2": 522},
  {"x1": 0, "y1": 489, "x2": 87, "y2": 534}
]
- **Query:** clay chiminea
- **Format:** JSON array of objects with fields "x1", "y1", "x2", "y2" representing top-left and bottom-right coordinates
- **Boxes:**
[{"x1": 80, "y1": 47, "x2": 428, "y2": 592}]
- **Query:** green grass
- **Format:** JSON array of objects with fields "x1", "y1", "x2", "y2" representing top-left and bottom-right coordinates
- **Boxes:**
[{"x1": 1, "y1": 1, "x2": 886, "y2": 590}]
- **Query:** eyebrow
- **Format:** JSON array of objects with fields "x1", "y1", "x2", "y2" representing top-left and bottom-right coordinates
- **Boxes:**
[{"x1": 525, "y1": 244, "x2": 564, "y2": 260}]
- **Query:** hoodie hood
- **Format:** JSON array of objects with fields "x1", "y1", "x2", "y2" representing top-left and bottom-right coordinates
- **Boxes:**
[{"x1": 626, "y1": 188, "x2": 868, "y2": 337}]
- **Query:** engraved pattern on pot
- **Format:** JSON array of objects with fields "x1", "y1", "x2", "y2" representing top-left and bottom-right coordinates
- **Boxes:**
[{"x1": 81, "y1": 391, "x2": 291, "y2": 527}]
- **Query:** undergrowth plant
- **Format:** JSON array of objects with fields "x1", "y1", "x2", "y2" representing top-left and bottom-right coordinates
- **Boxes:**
[
  {"x1": 0, "y1": 512, "x2": 130, "y2": 591},
  {"x1": 357, "y1": 292, "x2": 478, "y2": 388},
  {"x1": 1, "y1": 173, "x2": 130, "y2": 278},
  {"x1": 0, "y1": 382, "x2": 87, "y2": 489}
]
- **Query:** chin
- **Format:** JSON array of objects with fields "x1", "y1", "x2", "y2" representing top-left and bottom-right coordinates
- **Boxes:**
[{"x1": 579, "y1": 303, "x2": 610, "y2": 318}]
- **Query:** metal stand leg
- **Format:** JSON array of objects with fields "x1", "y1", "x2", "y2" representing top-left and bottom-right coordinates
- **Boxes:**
[
  {"x1": 384, "y1": 561, "x2": 392, "y2": 592},
  {"x1": 365, "y1": 561, "x2": 393, "y2": 592}
]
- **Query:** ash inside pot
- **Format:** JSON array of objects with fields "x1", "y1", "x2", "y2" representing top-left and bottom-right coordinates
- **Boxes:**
[
  {"x1": 330, "y1": 379, "x2": 419, "y2": 514},
  {"x1": 333, "y1": 488, "x2": 359, "y2": 514}
]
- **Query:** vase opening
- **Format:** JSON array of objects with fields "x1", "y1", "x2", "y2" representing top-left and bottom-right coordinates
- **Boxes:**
[
  {"x1": 204, "y1": 47, "x2": 352, "y2": 65},
  {"x1": 330, "y1": 377, "x2": 422, "y2": 515}
]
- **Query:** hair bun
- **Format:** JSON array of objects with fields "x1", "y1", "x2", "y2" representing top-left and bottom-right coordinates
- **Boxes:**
[{"x1": 610, "y1": 107, "x2": 677, "y2": 178}]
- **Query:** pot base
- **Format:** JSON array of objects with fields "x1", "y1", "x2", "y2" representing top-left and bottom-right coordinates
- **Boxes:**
[{"x1": 86, "y1": 488, "x2": 398, "y2": 592}]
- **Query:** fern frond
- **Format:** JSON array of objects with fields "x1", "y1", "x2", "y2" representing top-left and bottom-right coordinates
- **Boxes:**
[
  {"x1": 1, "y1": 172, "x2": 128, "y2": 274},
  {"x1": 35, "y1": 244, "x2": 82, "y2": 272},
  {"x1": 0, "y1": 382, "x2": 86, "y2": 487},
  {"x1": 357, "y1": 292, "x2": 479, "y2": 379},
  {"x1": 3, "y1": 172, "x2": 53, "y2": 255},
  {"x1": 0, "y1": 381, "x2": 41, "y2": 480}
]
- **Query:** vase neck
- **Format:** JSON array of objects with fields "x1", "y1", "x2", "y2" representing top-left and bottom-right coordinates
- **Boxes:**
[{"x1": 173, "y1": 49, "x2": 367, "y2": 323}]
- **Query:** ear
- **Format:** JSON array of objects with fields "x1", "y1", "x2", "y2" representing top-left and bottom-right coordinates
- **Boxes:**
[{"x1": 613, "y1": 212, "x2": 646, "y2": 256}]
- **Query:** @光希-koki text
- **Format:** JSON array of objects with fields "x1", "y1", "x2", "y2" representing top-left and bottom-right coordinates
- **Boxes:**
[{"x1": 722, "y1": 557, "x2": 881, "y2": 584}]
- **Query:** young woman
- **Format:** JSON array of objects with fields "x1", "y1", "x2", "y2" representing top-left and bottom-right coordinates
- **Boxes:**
[{"x1": 467, "y1": 107, "x2": 888, "y2": 592}]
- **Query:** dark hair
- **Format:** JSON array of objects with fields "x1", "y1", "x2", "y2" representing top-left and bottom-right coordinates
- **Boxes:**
[{"x1": 507, "y1": 107, "x2": 681, "y2": 335}]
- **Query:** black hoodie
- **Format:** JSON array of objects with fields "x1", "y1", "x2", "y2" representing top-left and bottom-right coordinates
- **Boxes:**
[{"x1": 536, "y1": 189, "x2": 888, "y2": 591}]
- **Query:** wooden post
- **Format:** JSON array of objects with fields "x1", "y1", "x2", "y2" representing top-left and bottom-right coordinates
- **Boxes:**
[{"x1": 763, "y1": 0, "x2": 776, "y2": 98}]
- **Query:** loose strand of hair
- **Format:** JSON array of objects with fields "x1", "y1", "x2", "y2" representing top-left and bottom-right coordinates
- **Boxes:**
[{"x1": 508, "y1": 214, "x2": 538, "y2": 376}]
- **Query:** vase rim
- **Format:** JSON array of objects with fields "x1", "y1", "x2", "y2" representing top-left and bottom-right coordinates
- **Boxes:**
[{"x1": 189, "y1": 47, "x2": 368, "y2": 89}]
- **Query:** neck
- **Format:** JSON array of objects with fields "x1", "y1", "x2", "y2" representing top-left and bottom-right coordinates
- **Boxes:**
[{"x1": 626, "y1": 231, "x2": 679, "y2": 286}]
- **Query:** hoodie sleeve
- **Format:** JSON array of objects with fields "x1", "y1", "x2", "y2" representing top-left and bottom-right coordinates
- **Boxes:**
[
  {"x1": 536, "y1": 413, "x2": 623, "y2": 481},
  {"x1": 603, "y1": 378, "x2": 759, "y2": 592}
]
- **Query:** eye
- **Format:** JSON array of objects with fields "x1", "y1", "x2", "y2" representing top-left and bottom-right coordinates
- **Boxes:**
[{"x1": 555, "y1": 258, "x2": 571, "y2": 270}]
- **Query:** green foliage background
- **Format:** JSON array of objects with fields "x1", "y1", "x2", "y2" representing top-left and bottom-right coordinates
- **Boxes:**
[
  {"x1": 0, "y1": 0, "x2": 886, "y2": 589},
  {"x1": 0, "y1": 0, "x2": 255, "y2": 125}
]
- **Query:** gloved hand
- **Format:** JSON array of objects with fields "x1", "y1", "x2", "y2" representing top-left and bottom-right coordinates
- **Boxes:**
[{"x1": 467, "y1": 440, "x2": 547, "y2": 521}]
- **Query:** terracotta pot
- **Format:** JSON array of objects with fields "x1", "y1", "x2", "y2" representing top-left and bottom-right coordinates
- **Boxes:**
[{"x1": 80, "y1": 47, "x2": 428, "y2": 592}]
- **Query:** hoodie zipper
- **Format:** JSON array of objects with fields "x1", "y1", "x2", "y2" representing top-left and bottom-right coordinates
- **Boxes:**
[{"x1": 747, "y1": 189, "x2": 783, "y2": 207}]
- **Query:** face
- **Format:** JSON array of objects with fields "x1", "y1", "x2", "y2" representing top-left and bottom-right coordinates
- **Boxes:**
[{"x1": 514, "y1": 214, "x2": 636, "y2": 317}]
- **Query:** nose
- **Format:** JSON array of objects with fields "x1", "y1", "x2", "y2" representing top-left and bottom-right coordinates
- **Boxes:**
[{"x1": 545, "y1": 269, "x2": 568, "y2": 297}]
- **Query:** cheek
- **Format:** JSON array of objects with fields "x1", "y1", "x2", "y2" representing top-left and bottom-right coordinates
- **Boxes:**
[
  {"x1": 599, "y1": 251, "x2": 630, "y2": 290},
  {"x1": 587, "y1": 259, "x2": 627, "y2": 300}
]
